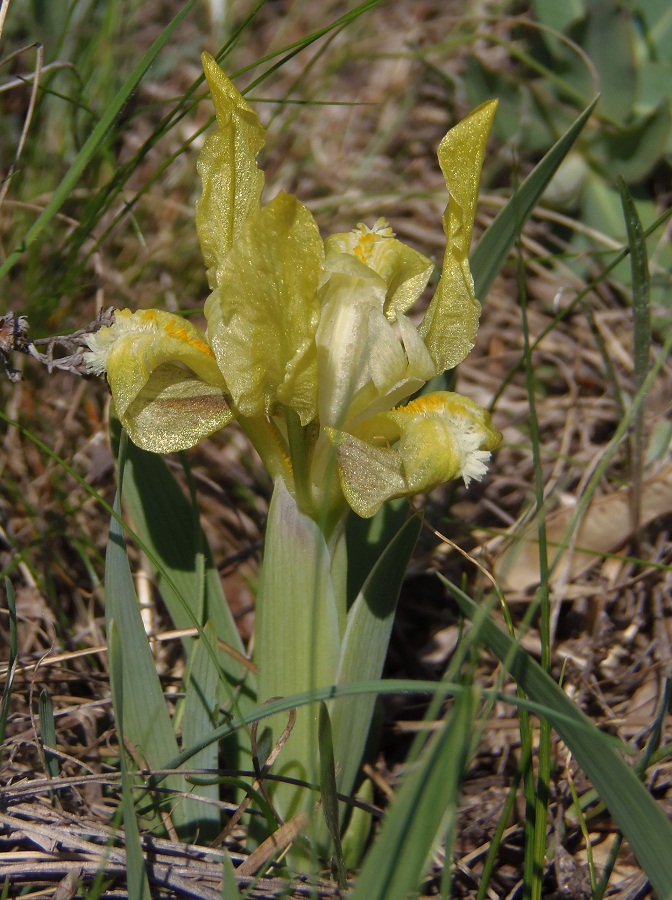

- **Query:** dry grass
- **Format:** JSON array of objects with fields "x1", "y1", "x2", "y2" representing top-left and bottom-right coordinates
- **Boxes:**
[{"x1": 1, "y1": 0, "x2": 671, "y2": 896}]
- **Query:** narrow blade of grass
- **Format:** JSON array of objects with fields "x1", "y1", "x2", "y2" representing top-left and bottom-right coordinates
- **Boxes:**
[
  {"x1": 0, "y1": 578, "x2": 18, "y2": 748},
  {"x1": 449, "y1": 579, "x2": 672, "y2": 897},
  {"x1": 471, "y1": 97, "x2": 599, "y2": 300},
  {"x1": 318, "y1": 702, "x2": 348, "y2": 890},
  {"x1": 221, "y1": 848, "x2": 242, "y2": 899},
  {"x1": 0, "y1": 0, "x2": 198, "y2": 283},
  {"x1": 38, "y1": 689, "x2": 59, "y2": 779},
  {"x1": 350, "y1": 687, "x2": 477, "y2": 900},
  {"x1": 619, "y1": 177, "x2": 651, "y2": 532}
]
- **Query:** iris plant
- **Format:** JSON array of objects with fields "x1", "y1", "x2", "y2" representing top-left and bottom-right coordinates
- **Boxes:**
[{"x1": 86, "y1": 53, "x2": 501, "y2": 821}]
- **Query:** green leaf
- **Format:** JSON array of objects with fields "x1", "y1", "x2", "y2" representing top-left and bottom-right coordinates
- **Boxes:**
[
  {"x1": 221, "y1": 849, "x2": 242, "y2": 898},
  {"x1": 449, "y1": 581, "x2": 672, "y2": 898},
  {"x1": 530, "y1": 0, "x2": 584, "y2": 36},
  {"x1": 596, "y1": 102, "x2": 672, "y2": 182},
  {"x1": 344, "y1": 499, "x2": 411, "y2": 605},
  {"x1": 116, "y1": 430, "x2": 256, "y2": 773},
  {"x1": 254, "y1": 478, "x2": 342, "y2": 818},
  {"x1": 318, "y1": 703, "x2": 348, "y2": 889},
  {"x1": 619, "y1": 180, "x2": 651, "y2": 395},
  {"x1": 182, "y1": 620, "x2": 222, "y2": 841},
  {"x1": 471, "y1": 97, "x2": 598, "y2": 302},
  {"x1": 105, "y1": 473, "x2": 199, "y2": 834},
  {"x1": 582, "y1": 0, "x2": 636, "y2": 124},
  {"x1": 331, "y1": 514, "x2": 421, "y2": 799}
]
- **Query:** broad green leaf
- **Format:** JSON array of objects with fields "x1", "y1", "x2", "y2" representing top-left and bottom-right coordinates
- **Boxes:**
[
  {"x1": 530, "y1": 0, "x2": 583, "y2": 36},
  {"x1": 350, "y1": 688, "x2": 477, "y2": 900},
  {"x1": 449, "y1": 581, "x2": 672, "y2": 898},
  {"x1": 344, "y1": 499, "x2": 410, "y2": 605},
  {"x1": 254, "y1": 478, "x2": 341, "y2": 818},
  {"x1": 583, "y1": 0, "x2": 636, "y2": 124},
  {"x1": 105, "y1": 478, "x2": 200, "y2": 834},
  {"x1": 596, "y1": 102, "x2": 671, "y2": 182},
  {"x1": 648, "y1": 4, "x2": 672, "y2": 59},
  {"x1": 182, "y1": 620, "x2": 222, "y2": 841},
  {"x1": 331, "y1": 514, "x2": 421, "y2": 798},
  {"x1": 471, "y1": 97, "x2": 598, "y2": 302},
  {"x1": 117, "y1": 431, "x2": 255, "y2": 713}
]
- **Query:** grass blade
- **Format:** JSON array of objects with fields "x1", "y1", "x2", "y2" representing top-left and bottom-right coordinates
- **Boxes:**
[
  {"x1": 350, "y1": 687, "x2": 477, "y2": 900},
  {"x1": 471, "y1": 97, "x2": 599, "y2": 301},
  {"x1": 0, "y1": 578, "x2": 18, "y2": 748},
  {"x1": 0, "y1": 0, "x2": 198, "y2": 283},
  {"x1": 38, "y1": 689, "x2": 59, "y2": 779},
  {"x1": 619, "y1": 177, "x2": 651, "y2": 533},
  {"x1": 449, "y1": 580, "x2": 672, "y2": 897},
  {"x1": 318, "y1": 702, "x2": 348, "y2": 890}
]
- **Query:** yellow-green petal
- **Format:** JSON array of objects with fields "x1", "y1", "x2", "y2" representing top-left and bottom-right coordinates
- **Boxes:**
[
  {"x1": 196, "y1": 53, "x2": 266, "y2": 287},
  {"x1": 375, "y1": 391, "x2": 501, "y2": 488},
  {"x1": 419, "y1": 99, "x2": 498, "y2": 372},
  {"x1": 205, "y1": 191, "x2": 323, "y2": 424},
  {"x1": 326, "y1": 427, "x2": 407, "y2": 519},
  {"x1": 324, "y1": 219, "x2": 433, "y2": 319},
  {"x1": 328, "y1": 391, "x2": 501, "y2": 518},
  {"x1": 120, "y1": 366, "x2": 232, "y2": 452},
  {"x1": 85, "y1": 308, "x2": 231, "y2": 452}
]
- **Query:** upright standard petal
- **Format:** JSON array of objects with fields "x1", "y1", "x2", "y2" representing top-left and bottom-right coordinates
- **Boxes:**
[
  {"x1": 419, "y1": 99, "x2": 498, "y2": 372},
  {"x1": 85, "y1": 308, "x2": 231, "y2": 452},
  {"x1": 324, "y1": 219, "x2": 433, "y2": 318},
  {"x1": 205, "y1": 191, "x2": 324, "y2": 425},
  {"x1": 196, "y1": 53, "x2": 266, "y2": 287}
]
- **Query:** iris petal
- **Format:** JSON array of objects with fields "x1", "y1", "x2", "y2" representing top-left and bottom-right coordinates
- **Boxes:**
[
  {"x1": 205, "y1": 191, "x2": 324, "y2": 424},
  {"x1": 196, "y1": 52, "x2": 266, "y2": 287},
  {"x1": 419, "y1": 99, "x2": 498, "y2": 372},
  {"x1": 85, "y1": 308, "x2": 231, "y2": 451}
]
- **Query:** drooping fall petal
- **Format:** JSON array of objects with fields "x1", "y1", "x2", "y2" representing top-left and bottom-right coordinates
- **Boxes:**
[
  {"x1": 419, "y1": 99, "x2": 498, "y2": 372},
  {"x1": 196, "y1": 52, "x2": 266, "y2": 287},
  {"x1": 327, "y1": 391, "x2": 502, "y2": 518},
  {"x1": 205, "y1": 191, "x2": 324, "y2": 424},
  {"x1": 85, "y1": 308, "x2": 231, "y2": 452}
]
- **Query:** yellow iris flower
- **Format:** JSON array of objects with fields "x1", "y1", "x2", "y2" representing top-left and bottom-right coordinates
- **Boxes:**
[{"x1": 85, "y1": 53, "x2": 501, "y2": 519}]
